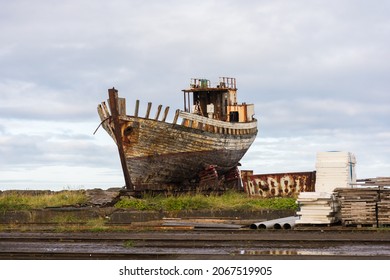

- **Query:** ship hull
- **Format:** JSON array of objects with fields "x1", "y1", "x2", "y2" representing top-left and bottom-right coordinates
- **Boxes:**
[
  {"x1": 97, "y1": 86, "x2": 258, "y2": 191},
  {"x1": 119, "y1": 116, "x2": 256, "y2": 188}
]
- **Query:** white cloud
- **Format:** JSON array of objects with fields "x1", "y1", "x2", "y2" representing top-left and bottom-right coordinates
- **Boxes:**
[
  {"x1": 1, "y1": 0, "x2": 390, "y2": 190},
  {"x1": 0, "y1": 80, "x2": 96, "y2": 120},
  {"x1": 241, "y1": 130, "x2": 390, "y2": 179}
]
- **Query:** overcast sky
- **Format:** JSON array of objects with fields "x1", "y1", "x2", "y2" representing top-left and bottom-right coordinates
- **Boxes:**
[{"x1": 1, "y1": 0, "x2": 389, "y2": 190}]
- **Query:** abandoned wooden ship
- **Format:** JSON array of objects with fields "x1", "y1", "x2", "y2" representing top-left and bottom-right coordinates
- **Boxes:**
[{"x1": 97, "y1": 77, "x2": 258, "y2": 192}]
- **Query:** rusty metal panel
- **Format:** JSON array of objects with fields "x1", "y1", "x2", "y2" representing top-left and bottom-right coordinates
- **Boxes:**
[{"x1": 241, "y1": 170, "x2": 316, "y2": 197}]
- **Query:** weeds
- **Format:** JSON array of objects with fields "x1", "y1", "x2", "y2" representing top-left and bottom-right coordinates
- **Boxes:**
[
  {"x1": 124, "y1": 240, "x2": 135, "y2": 247},
  {"x1": 114, "y1": 198, "x2": 150, "y2": 210},
  {"x1": 0, "y1": 189, "x2": 297, "y2": 212},
  {"x1": 0, "y1": 191, "x2": 87, "y2": 210},
  {"x1": 85, "y1": 218, "x2": 109, "y2": 232},
  {"x1": 114, "y1": 191, "x2": 298, "y2": 211}
]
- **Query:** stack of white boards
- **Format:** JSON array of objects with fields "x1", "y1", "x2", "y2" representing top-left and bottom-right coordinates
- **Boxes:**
[
  {"x1": 296, "y1": 192, "x2": 340, "y2": 225},
  {"x1": 315, "y1": 151, "x2": 357, "y2": 193}
]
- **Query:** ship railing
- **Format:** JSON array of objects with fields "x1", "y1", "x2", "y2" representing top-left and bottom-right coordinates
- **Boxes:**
[
  {"x1": 178, "y1": 111, "x2": 257, "y2": 135},
  {"x1": 98, "y1": 98, "x2": 257, "y2": 137}
]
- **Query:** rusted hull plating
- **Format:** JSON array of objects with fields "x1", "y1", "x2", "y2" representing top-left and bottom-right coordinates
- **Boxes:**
[
  {"x1": 241, "y1": 171, "x2": 316, "y2": 197},
  {"x1": 98, "y1": 90, "x2": 257, "y2": 191}
]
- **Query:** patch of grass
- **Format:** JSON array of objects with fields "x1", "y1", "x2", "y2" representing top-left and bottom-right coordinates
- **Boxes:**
[
  {"x1": 160, "y1": 195, "x2": 211, "y2": 211},
  {"x1": 114, "y1": 198, "x2": 151, "y2": 210},
  {"x1": 114, "y1": 191, "x2": 297, "y2": 211},
  {"x1": 244, "y1": 197, "x2": 298, "y2": 211},
  {"x1": 0, "y1": 189, "x2": 297, "y2": 212},
  {"x1": 0, "y1": 191, "x2": 87, "y2": 210},
  {"x1": 85, "y1": 218, "x2": 109, "y2": 232},
  {"x1": 124, "y1": 240, "x2": 135, "y2": 247}
]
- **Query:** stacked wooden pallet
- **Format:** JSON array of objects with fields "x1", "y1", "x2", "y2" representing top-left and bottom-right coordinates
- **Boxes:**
[
  {"x1": 296, "y1": 192, "x2": 340, "y2": 225},
  {"x1": 334, "y1": 188, "x2": 379, "y2": 227},
  {"x1": 315, "y1": 151, "x2": 356, "y2": 193},
  {"x1": 346, "y1": 177, "x2": 390, "y2": 227},
  {"x1": 355, "y1": 177, "x2": 390, "y2": 187},
  {"x1": 378, "y1": 189, "x2": 390, "y2": 226}
]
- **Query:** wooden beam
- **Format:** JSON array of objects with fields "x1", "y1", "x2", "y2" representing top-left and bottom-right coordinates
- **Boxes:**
[
  {"x1": 162, "y1": 106, "x2": 170, "y2": 122},
  {"x1": 173, "y1": 109, "x2": 180, "y2": 124},
  {"x1": 155, "y1": 105, "x2": 162, "y2": 120},
  {"x1": 118, "y1": 98, "x2": 126, "y2": 116},
  {"x1": 145, "y1": 102, "x2": 152, "y2": 119},
  {"x1": 108, "y1": 88, "x2": 133, "y2": 189},
  {"x1": 134, "y1": 100, "x2": 139, "y2": 117}
]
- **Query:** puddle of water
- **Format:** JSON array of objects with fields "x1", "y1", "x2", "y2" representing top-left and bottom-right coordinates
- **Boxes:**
[
  {"x1": 238, "y1": 245, "x2": 390, "y2": 257},
  {"x1": 238, "y1": 249, "x2": 336, "y2": 256}
]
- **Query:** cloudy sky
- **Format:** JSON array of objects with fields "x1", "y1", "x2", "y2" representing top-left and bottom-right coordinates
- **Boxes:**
[{"x1": 1, "y1": 0, "x2": 389, "y2": 190}]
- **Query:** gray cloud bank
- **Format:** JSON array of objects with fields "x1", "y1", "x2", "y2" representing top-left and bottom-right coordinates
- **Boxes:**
[{"x1": 1, "y1": 0, "x2": 389, "y2": 189}]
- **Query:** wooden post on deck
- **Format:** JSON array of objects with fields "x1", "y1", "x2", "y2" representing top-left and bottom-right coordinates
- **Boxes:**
[
  {"x1": 145, "y1": 102, "x2": 152, "y2": 119},
  {"x1": 155, "y1": 105, "x2": 162, "y2": 120},
  {"x1": 162, "y1": 106, "x2": 170, "y2": 122},
  {"x1": 173, "y1": 109, "x2": 180, "y2": 124},
  {"x1": 108, "y1": 88, "x2": 133, "y2": 189}
]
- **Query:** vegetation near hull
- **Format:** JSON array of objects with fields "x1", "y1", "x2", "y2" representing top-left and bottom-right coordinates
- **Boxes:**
[
  {"x1": 0, "y1": 190, "x2": 297, "y2": 233},
  {"x1": 114, "y1": 191, "x2": 298, "y2": 212},
  {"x1": 0, "y1": 190, "x2": 297, "y2": 212},
  {"x1": 0, "y1": 190, "x2": 87, "y2": 210}
]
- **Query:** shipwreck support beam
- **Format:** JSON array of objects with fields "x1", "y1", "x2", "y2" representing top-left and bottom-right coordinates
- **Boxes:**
[{"x1": 108, "y1": 88, "x2": 134, "y2": 189}]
